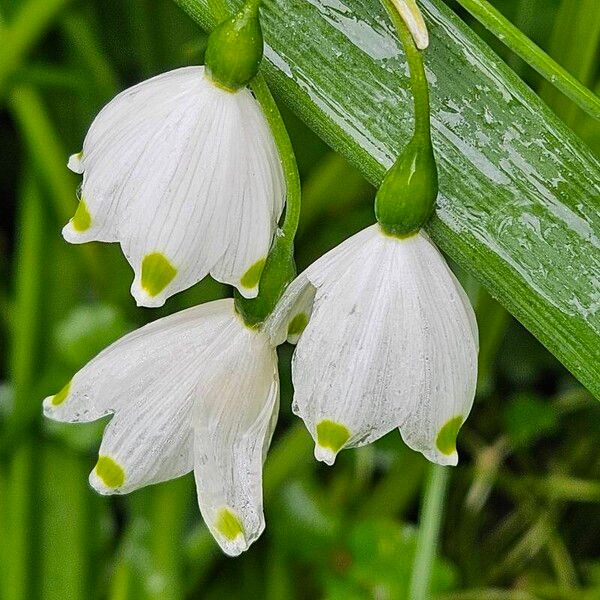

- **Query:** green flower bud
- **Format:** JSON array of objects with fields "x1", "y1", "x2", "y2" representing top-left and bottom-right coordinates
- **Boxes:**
[
  {"x1": 375, "y1": 136, "x2": 438, "y2": 237},
  {"x1": 205, "y1": 1, "x2": 263, "y2": 92}
]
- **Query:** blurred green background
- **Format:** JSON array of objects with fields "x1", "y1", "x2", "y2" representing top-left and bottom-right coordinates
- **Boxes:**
[{"x1": 1, "y1": 0, "x2": 599, "y2": 598}]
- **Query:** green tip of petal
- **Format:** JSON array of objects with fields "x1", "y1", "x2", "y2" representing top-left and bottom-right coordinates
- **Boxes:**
[
  {"x1": 95, "y1": 456, "x2": 125, "y2": 488},
  {"x1": 316, "y1": 420, "x2": 351, "y2": 454},
  {"x1": 141, "y1": 253, "x2": 177, "y2": 297},
  {"x1": 215, "y1": 507, "x2": 245, "y2": 541},
  {"x1": 287, "y1": 312, "x2": 309, "y2": 338},
  {"x1": 50, "y1": 380, "x2": 71, "y2": 406},
  {"x1": 240, "y1": 258, "x2": 266, "y2": 290},
  {"x1": 436, "y1": 416, "x2": 464, "y2": 455},
  {"x1": 71, "y1": 200, "x2": 91, "y2": 232}
]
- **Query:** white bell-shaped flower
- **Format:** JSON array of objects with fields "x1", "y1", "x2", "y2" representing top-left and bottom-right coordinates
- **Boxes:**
[
  {"x1": 43, "y1": 298, "x2": 279, "y2": 556},
  {"x1": 267, "y1": 224, "x2": 478, "y2": 467},
  {"x1": 64, "y1": 66, "x2": 285, "y2": 307}
]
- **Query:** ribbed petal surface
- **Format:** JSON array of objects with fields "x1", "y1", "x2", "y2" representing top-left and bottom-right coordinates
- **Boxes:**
[{"x1": 63, "y1": 67, "x2": 284, "y2": 306}]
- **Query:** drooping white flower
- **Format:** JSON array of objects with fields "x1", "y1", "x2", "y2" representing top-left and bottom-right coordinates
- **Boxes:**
[
  {"x1": 43, "y1": 298, "x2": 279, "y2": 556},
  {"x1": 267, "y1": 224, "x2": 478, "y2": 467},
  {"x1": 64, "y1": 66, "x2": 285, "y2": 307}
]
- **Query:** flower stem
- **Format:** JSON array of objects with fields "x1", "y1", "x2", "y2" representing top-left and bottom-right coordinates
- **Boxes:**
[
  {"x1": 454, "y1": 0, "x2": 600, "y2": 121},
  {"x1": 250, "y1": 75, "x2": 302, "y2": 244},
  {"x1": 409, "y1": 464, "x2": 450, "y2": 600},
  {"x1": 381, "y1": 0, "x2": 431, "y2": 142}
]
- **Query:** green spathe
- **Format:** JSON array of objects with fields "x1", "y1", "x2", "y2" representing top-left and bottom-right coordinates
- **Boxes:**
[
  {"x1": 436, "y1": 415, "x2": 463, "y2": 455},
  {"x1": 316, "y1": 420, "x2": 351, "y2": 453},
  {"x1": 375, "y1": 136, "x2": 438, "y2": 237},
  {"x1": 141, "y1": 253, "x2": 177, "y2": 297},
  {"x1": 95, "y1": 456, "x2": 125, "y2": 488},
  {"x1": 205, "y1": 0, "x2": 263, "y2": 92},
  {"x1": 216, "y1": 507, "x2": 245, "y2": 540}
]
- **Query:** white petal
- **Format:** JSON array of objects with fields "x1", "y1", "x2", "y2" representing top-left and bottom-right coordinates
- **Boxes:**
[
  {"x1": 67, "y1": 152, "x2": 84, "y2": 174},
  {"x1": 44, "y1": 300, "x2": 236, "y2": 494},
  {"x1": 389, "y1": 0, "x2": 429, "y2": 50},
  {"x1": 398, "y1": 232, "x2": 478, "y2": 466},
  {"x1": 263, "y1": 272, "x2": 315, "y2": 345},
  {"x1": 43, "y1": 299, "x2": 233, "y2": 424},
  {"x1": 289, "y1": 226, "x2": 478, "y2": 466},
  {"x1": 292, "y1": 226, "x2": 420, "y2": 464},
  {"x1": 89, "y1": 386, "x2": 195, "y2": 495},
  {"x1": 122, "y1": 79, "x2": 283, "y2": 307},
  {"x1": 64, "y1": 67, "x2": 206, "y2": 245},
  {"x1": 209, "y1": 104, "x2": 285, "y2": 299},
  {"x1": 192, "y1": 323, "x2": 279, "y2": 556},
  {"x1": 264, "y1": 226, "x2": 379, "y2": 345},
  {"x1": 63, "y1": 66, "x2": 284, "y2": 306}
]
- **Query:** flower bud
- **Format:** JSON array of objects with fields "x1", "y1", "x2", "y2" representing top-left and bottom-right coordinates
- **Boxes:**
[{"x1": 205, "y1": 1, "x2": 263, "y2": 91}]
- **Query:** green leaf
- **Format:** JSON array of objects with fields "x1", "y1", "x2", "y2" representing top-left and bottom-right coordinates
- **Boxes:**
[{"x1": 175, "y1": 0, "x2": 600, "y2": 398}]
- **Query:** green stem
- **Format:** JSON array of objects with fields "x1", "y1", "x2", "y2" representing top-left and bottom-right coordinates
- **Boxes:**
[
  {"x1": 454, "y1": 0, "x2": 600, "y2": 121},
  {"x1": 409, "y1": 464, "x2": 450, "y2": 600},
  {"x1": 381, "y1": 0, "x2": 431, "y2": 141},
  {"x1": 540, "y1": 0, "x2": 600, "y2": 127},
  {"x1": 250, "y1": 75, "x2": 302, "y2": 243}
]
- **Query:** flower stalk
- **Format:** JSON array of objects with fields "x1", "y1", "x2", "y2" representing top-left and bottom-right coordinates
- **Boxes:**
[
  {"x1": 375, "y1": 0, "x2": 438, "y2": 238},
  {"x1": 409, "y1": 464, "x2": 450, "y2": 600}
]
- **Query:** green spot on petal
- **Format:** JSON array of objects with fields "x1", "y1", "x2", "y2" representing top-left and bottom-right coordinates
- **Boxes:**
[
  {"x1": 436, "y1": 416, "x2": 463, "y2": 455},
  {"x1": 51, "y1": 380, "x2": 71, "y2": 406},
  {"x1": 141, "y1": 253, "x2": 177, "y2": 297},
  {"x1": 287, "y1": 313, "x2": 309, "y2": 338},
  {"x1": 240, "y1": 258, "x2": 266, "y2": 289},
  {"x1": 95, "y1": 456, "x2": 125, "y2": 488},
  {"x1": 72, "y1": 200, "x2": 91, "y2": 232},
  {"x1": 215, "y1": 507, "x2": 245, "y2": 541},
  {"x1": 316, "y1": 420, "x2": 350, "y2": 453}
]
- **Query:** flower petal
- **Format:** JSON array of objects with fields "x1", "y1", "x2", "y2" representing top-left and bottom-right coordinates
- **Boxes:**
[
  {"x1": 43, "y1": 299, "x2": 233, "y2": 424},
  {"x1": 398, "y1": 232, "x2": 478, "y2": 466},
  {"x1": 119, "y1": 79, "x2": 283, "y2": 307},
  {"x1": 192, "y1": 324, "x2": 279, "y2": 556},
  {"x1": 288, "y1": 226, "x2": 477, "y2": 467},
  {"x1": 67, "y1": 152, "x2": 84, "y2": 174},
  {"x1": 89, "y1": 384, "x2": 195, "y2": 495},
  {"x1": 264, "y1": 226, "x2": 379, "y2": 345},
  {"x1": 291, "y1": 226, "x2": 421, "y2": 464},
  {"x1": 263, "y1": 272, "x2": 315, "y2": 345},
  {"x1": 209, "y1": 101, "x2": 285, "y2": 299},
  {"x1": 64, "y1": 66, "x2": 284, "y2": 306},
  {"x1": 64, "y1": 67, "x2": 206, "y2": 245}
]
